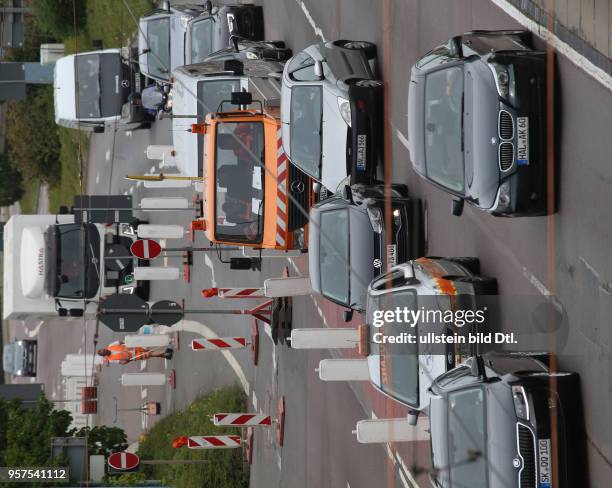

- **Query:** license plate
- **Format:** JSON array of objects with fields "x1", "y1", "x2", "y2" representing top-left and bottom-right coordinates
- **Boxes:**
[
  {"x1": 386, "y1": 244, "x2": 397, "y2": 267},
  {"x1": 135, "y1": 75, "x2": 141, "y2": 93},
  {"x1": 516, "y1": 117, "x2": 529, "y2": 165},
  {"x1": 538, "y1": 438, "x2": 552, "y2": 488},
  {"x1": 356, "y1": 134, "x2": 367, "y2": 171}
]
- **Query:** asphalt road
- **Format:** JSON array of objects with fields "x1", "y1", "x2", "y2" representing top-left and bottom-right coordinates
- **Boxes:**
[{"x1": 79, "y1": 0, "x2": 612, "y2": 486}]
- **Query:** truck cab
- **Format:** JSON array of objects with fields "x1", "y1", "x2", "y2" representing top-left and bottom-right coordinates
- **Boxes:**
[
  {"x1": 193, "y1": 94, "x2": 315, "y2": 251},
  {"x1": 54, "y1": 48, "x2": 149, "y2": 132},
  {"x1": 3, "y1": 214, "x2": 147, "y2": 320}
]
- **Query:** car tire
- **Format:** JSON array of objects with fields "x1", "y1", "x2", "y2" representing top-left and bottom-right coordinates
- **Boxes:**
[
  {"x1": 452, "y1": 275, "x2": 498, "y2": 295},
  {"x1": 335, "y1": 40, "x2": 377, "y2": 59},
  {"x1": 447, "y1": 257, "x2": 481, "y2": 274}
]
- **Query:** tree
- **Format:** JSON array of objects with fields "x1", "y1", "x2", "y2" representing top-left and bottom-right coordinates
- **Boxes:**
[
  {"x1": 74, "y1": 426, "x2": 128, "y2": 456},
  {"x1": 0, "y1": 154, "x2": 24, "y2": 206}
]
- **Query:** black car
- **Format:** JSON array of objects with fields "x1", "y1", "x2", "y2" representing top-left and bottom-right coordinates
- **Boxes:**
[
  {"x1": 408, "y1": 30, "x2": 549, "y2": 217},
  {"x1": 428, "y1": 353, "x2": 581, "y2": 488},
  {"x1": 308, "y1": 184, "x2": 423, "y2": 313}
]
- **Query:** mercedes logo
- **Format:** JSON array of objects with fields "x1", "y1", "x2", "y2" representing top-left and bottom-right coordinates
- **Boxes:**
[
  {"x1": 121, "y1": 79, "x2": 130, "y2": 88},
  {"x1": 290, "y1": 180, "x2": 305, "y2": 193},
  {"x1": 512, "y1": 458, "x2": 522, "y2": 469},
  {"x1": 373, "y1": 259, "x2": 382, "y2": 269}
]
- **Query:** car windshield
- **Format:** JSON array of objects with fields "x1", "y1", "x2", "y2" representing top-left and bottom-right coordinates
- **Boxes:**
[
  {"x1": 447, "y1": 387, "x2": 487, "y2": 487},
  {"x1": 214, "y1": 122, "x2": 265, "y2": 243},
  {"x1": 424, "y1": 66, "x2": 465, "y2": 193},
  {"x1": 189, "y1": 18, "x2": 213, "y2": 64},
  {"x1": 75, "y1": 54, "x2": 101, "y2": 118},
  {"x1": 290, "y1": 85, "x2": 322, "y2": 178},
  {"x1": 55, "y1": 224, "x2": 100, "y2": 299},
  {"x1": 147, "y1": 17, "x2": 171, "y2": 78},
  {"x1": 367, "y1": 289, "x2": 419, "y2": 406},
  {"x1": 319, "y1": 209, "x2": 350, "y2": 304}
]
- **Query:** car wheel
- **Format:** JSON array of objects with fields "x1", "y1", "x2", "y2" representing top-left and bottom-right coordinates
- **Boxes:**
[
  {"x1": 355, "y1": 79, "x2": 383, "y2": 88},
  {"x1": 452, "y1": 275, "x2": 497, "y2": 295},
  {"x1": 335, "y1": 40, "x2": 377, "y2": 59},
  {"x1": 447, "y1": 257, "x2": 480, "y2": 274}
]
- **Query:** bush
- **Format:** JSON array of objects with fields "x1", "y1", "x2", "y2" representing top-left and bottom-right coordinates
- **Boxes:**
[
  {"x1": 5, "y1": 86, "x2": 61, "y2": 184},
  {"x1": 32, "y1": 0, "x2": 87, "y2": 40}
]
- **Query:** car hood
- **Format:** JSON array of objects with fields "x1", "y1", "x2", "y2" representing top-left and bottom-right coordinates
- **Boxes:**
[
  {"x1": 348, "y1": 207, "x2": 375, "y2": 311},
  {"x1": 463, "y1": 61, "x2": 501, "y2": 209},
  {"x1": 321, "y1": 87, "x2": 349, "y2": 191}
]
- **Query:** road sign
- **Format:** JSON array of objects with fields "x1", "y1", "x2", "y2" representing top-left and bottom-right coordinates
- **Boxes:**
[
  {"x1": 107, "y1": 451, "x2": 140, "y2": 471},
  {"x1": 98, "y1": 294, "x2": 149, "y2": 332},
  {"x1": 130, "y1": 239, "x2": 162, "y2": 260},
  {"x1": 150, "y1": 300, "x2": 184, "y2": 326}
]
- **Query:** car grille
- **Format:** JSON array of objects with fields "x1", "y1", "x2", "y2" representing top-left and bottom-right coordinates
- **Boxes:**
[
  {"x1": 391, "y1": 206, "x2": 408, "y2": 264},
  {"x1": 517, "y1": 424, "x2": 536, "y2": 488},
  {"x1": 373, "y1": 232, "x2": 383, "y2": 276},
  {"x1": 287, "y1": 164, "x2": 311, "y2": 231},
  {"x1": 499, "y1": 142, "x2": 514, "y2": 171},
  {"x1": 499, "y1": 110, "x2": 514, "y2": 140}
]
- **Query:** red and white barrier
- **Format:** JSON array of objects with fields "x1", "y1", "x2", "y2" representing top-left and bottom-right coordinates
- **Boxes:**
[
  {"x1": 201, "y1": 287, "x2": 266, "y2": 299},
  {"x1": 191, "y1": 337, "x2": 248, "y2": 350},
  {"x1": 187, "y1": 435, "x2": 242, "y2": 449},
  {"x1": 213, "y1": 413, "x2": 272, "y2": 427},
  {"x1": 264, "y1": 276, "x2": 312, "y2": 297}
]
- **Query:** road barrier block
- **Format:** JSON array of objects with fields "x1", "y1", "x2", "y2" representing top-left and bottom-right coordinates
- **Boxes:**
[
  {"x1": 316, "y1": 359, "x2": 370, "y2": 381},
  {"x1": 213, "y1": 413, "x2": 272, "y2": 427},
  {"x1": 264, "y1": 276, "x2": 312, "y2": 297},
  {"x1": 353, "y1": 417, "x2": 430, "y2": 444},
  {"x1": 124, "y1": 334, "x2": 171, "y2": 348},
  {"x1": 137, "y1": 224, "x2": 185, "y2": 239},
  {"x1": 134, "y1": 266, "x2": 180, "y2": 281},
  {"x1": 289, "y1": 328, "x2": 359, "y2": 349},
  {"x1": 120, "y1": 373, "x2": 167, "y2": 387},
  {"x1": 139, "y1": 197, "x2": 190, "y2": 209}
]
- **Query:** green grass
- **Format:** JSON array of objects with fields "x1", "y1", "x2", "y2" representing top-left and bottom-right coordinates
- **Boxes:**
[
  {"x1": 136, "y1": 386, "x2": 249, "y2": 488},
  {"x1": 19, "y1": 179, "x2": 40, "y2": 214},
  {"x1": 50, "y1": 128, "x2": 88, "y2": 213}
]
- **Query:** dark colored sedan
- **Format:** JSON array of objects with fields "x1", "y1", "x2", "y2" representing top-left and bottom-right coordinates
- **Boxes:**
[
  {"x1": 408, "y1": 30, "x2": 549, "y2": 217},
  {"x1": 308, "y1": 184, "x2": 423, "y2": 313},
  {"x1": 428, "y1": 352, "x2": 581, "y2": 488}
]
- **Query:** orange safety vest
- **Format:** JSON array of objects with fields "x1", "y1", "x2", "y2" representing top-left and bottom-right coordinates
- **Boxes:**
[{"x1": 106, "y1": 343, "x2": 151, "y2": 363}]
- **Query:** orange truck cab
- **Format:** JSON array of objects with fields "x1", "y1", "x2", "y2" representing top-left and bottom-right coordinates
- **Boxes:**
[{"x1": 194, "y1": 92, "x2": 315, "y2": 251}]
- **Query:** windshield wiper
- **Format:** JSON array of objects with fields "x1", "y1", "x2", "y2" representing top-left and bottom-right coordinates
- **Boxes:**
[{"x1": 460, "y1": 93, "x2": 465, "y2": 153}]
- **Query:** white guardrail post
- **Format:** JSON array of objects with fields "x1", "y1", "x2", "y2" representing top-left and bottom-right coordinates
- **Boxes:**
[
  {"x1": 289, "y1": 328, "x2": 359, "y2": 349},
  {"x1": 120, "y1": 373, "x2": 167, "y2": 386},
  {"x1": 316, "y1": 359, "x2": 370, "y2": 381},
  {"x1": 354, "y1": 417, "x2": 430, "y2": 443},
  {"x1": 124, "y1": 334, "x2": 171, "y2": 348}
]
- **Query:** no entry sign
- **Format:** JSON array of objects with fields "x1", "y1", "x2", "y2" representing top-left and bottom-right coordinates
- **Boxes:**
[
  {"x1": 107, "y1": 451, "x2": 140, "y2": 471},
  {"x1": 130, "y1": 239, "x2": 162, "y2": 260}
]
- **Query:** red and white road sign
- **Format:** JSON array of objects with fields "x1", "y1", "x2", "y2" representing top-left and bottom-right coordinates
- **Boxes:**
[
  {"x1": 213, "y1": 413, "x2": 272, "y2": 427},
  {"x1": 191, "y1": 337, "x2": 248, "y2": 350},
  {"x1": 107, "y1": 451, "x2": 140, "y2": 471},
  {"x1": 201, "y1": 287, "x2": 265, "y2": 299},
  {"x1": 130, "y1": 238, "x2": 162, "y2": 260},
  {"x1": 187, "y1": 435, "x2": 242, "y2": 449}
]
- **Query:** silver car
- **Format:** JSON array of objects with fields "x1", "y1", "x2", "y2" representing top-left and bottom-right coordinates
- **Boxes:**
[{"x1": 281, "y1": 40, "x2": 383, "y2": 193}]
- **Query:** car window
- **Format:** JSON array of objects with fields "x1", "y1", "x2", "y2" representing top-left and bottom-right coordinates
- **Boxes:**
[
  {"x1": 146, "y1": 17, "x2": 171, "y2": 78},
  {"x1": 190, "y1": 18, "x2": 214, "y2": 64},
  {"x1": 319, "y1": 209, "x2": 350, "y2": 304},
  {"x1": 416, "y1": 45, "x2": 450, "y2": 69},
  {"x1": 290, "y1": 85, "x2": 322, "y2": 178},
  {"x1": 288, "y1": 52, "x2": 318, "y2": 81},
  {"x1": 435, "y1": 365, "x2": 475, "y2": 389},
  {"x1": 424, "y1": 66, "x2": 465, "y2": 193}
]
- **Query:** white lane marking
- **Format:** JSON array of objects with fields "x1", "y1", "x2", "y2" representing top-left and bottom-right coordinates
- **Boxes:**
[
  {"x1": 105, "y1": 149, "x2": 111, "y2": 161},
  {"x1": 295, "y1": 0, "x2": 327, "y2": 41},
  {"x1": 77, "y1": 347, "x2": 82, "y2": 354},
  {"x1": 262, "y1": 322, "x2": 273, "y2": 339},
  {"x1": 123, "y1": 191, "x2": 128, "y2": 195},
  {"x1": 95, "y1": 171, "x2": 100, "y2": 184},
  {"x1": 395, "y1": 128, "x2": 410, "y2": 152},
  {"x1": 203, "y1": 254, "x2": 217, "y2": 286},
  {"x1": 24, "y1": 320, "x2": 45, "y2": 338},
  {"x1": 490, "y1": 0, "x2": 612, "y2": 92},
  {"x1": 150, "y1": 165, "x2": 156, "y2": 173},
  {"x1": 521, "y1": 266, "x2": 551, "y2": 296},
  {"x1": 140, "y1": 359, "x2": 147, "y2": 371},
  {"x1": 167, "y1": 320, "x2": 250, "y2": 395},
  {"x1": 252, "y1": 390, "x2": 258, "y2": 410},
  {"x1": 137, "y1": 180, "x2": 143, "y2": 187},
  {"x1": 277, "y1": 451, "x2": 282, "y2": 471},
  {"x1": 129, "y1": 186, "x2": 134, "y2": 194},
  {"x1": 141, "y1": 387, "x2": 148, "y2": 400}
]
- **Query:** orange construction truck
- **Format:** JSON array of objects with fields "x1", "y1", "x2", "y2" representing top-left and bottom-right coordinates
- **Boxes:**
[{"x1": 191, "y1": 92, "x2": 315, "y2": 252}]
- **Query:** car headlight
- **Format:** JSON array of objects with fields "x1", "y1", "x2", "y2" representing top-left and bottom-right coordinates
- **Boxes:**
[
  {"x1": 512, "y1": 385, "x2": 530, "y2": 420},
  {"x1": 392, "y1": 208, "x2": 401, "y2": 226},
  {"x1": 337, "y1": 97, "x2": 352, "y2": 127},
  {"x1": 493, "y1": 181, "x2": 512, "y2": 212},
  {"x1": 488, "y1": 62, "x2": 510, "y2": 97},
  {"x1": 245, "y1": 51, "x2": 259, "y2": 60},
  {"x1": 367, "y1": 206, "x2": 383, "y2": 233},
  {"x1": 15, "y1": 369, "x2": 23, "y2": 376}
]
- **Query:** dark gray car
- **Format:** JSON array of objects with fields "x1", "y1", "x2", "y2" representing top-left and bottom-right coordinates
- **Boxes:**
[
  {"x1": 408, "y1": 30, "x2": 549, "y2": 217},
  {"x1": 308, "y1": 184, "x2": 422, "y2": 313},
  {"x1": 428, "y1": 353, "x2": 581, "y2": 488}
]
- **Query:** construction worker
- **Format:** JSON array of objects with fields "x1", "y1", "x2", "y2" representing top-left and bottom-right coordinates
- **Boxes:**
[{"x1": 97, "y1": 340, "x2": 173, "y2": 365}]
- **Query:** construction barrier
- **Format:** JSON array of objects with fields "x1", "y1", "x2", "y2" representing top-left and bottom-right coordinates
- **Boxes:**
[
  {"x1": 124, "y1": 334, "x2": 171, "y2": 348},
  {"x1": 191, "y1": 337, "x2": 248, "y2": 350},
  {"x1": 353, "y1": 417, "x2": 430, "y2": 444},
  {"x1": 133, "y1": 266, "x2": 180, "y2": 281},
  {"x1": 120, "y1": 373, "x2": 167, "y2": 387},
  {"x1": 187, "y1": 435, "x2": 242, "y2": 449},
  {"x1": 289, "y1": 328, "x2": 359, "y2": 349},
  {"x1": 213, "y1": 413, "x2": 272, "y2": 427},
  {"x1": 316, "y1": 359, "x2": 370, "y2": 381},
  {"x1": 264, "y1": 276, "x2": 313, "y2": 297},
  {"x1": 137, "y1": 224, "x2": 185, "y2": 239},
  {"x1": 201, "y1": 287, "x2": 266, "y2": 299}
]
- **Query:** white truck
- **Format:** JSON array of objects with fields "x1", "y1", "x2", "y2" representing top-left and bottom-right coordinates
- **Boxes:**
[
  {"x1": 54, "y1": 48, "x2": 152, "y2": 132},
  {"x1": 3, "y1": 214, "x2": 147, "y2": 320}
]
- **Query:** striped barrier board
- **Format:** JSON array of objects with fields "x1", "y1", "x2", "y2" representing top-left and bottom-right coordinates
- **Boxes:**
[
  {"x1": 191, "y1": 337, "x2": 248, "y2": 350},
  {"x1": 213, "y1": 413, "x2": 272, "y2": 427},
  {"x1": 201, "y1": 287, "x2": 265, "y2": 299},
  {"x1": 187, "y1": 435, "x2": 242, "y2": 449}
]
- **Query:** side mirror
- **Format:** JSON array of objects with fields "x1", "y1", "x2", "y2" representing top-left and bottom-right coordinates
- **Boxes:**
[
  {"x1": 231, "y1": 91, "x2": 253, "y2": 106},
  {"x1": 313, "y1": 60, "x2": 324, "y2": 79},
  {"x1": 448, "y1": 36, "x2": 463, "y2": 57},
  {"x1": 69, "y1": 309, "x2": 84, "y2": 318},
  {"x1": 312, "y1": 181, "x2": 321, "y2": 194},
  {"x1": 451, "y1": 197, "x2": 464, "y2": 216},
  {"x1": 205, "y1": 0, "x2": 212, "y2": 11},
  {"x1": 341, "y1": 185, "x2": 353, "y2": 202},
  {"x1": 58, "y1": 308, "x2": 68, "y2": 317},
  {"x1": 343, "y1": 309, "x2": 353, "y2": 322},
  {"x1": 161, "y1": 0, "x2": 170, "y2": 12},
  {"x1": 230, "y1": 35, "x2": 240, "y2": 52},
  {"x1": 406, "y1": 409, "x2": 419, "y2": 426},
  {"x1": 469, "y1": 355, "x2": 487, "y2": 380}
]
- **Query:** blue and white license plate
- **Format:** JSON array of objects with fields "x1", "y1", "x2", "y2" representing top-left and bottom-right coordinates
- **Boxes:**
[
  {"x1": 538, "y1": 438, "x2": 552, "y2": 488},
  {"x1": 356, "y1": 134, "x2": 367, "y2": 171},
  {"x1": 516, "y1": 116, "x2": 529, "y2": 166}
]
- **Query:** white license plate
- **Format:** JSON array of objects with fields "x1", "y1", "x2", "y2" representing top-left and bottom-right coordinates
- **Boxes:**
[
  {"x1": 135, "y1": 74, "x2": 141, "y2": 93},
  {"x1": 356, "y1": 134, "x2": 367, "y2": 171},
  {"x1": 516, "y1": 116, "x2": 529, "y2": 165},
  {"x1": 386, "y1": 244, "x2": 397, "y2": 267},
  {"x1": 538, "y1": 438, "x2": 552, "y2": 488}
]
